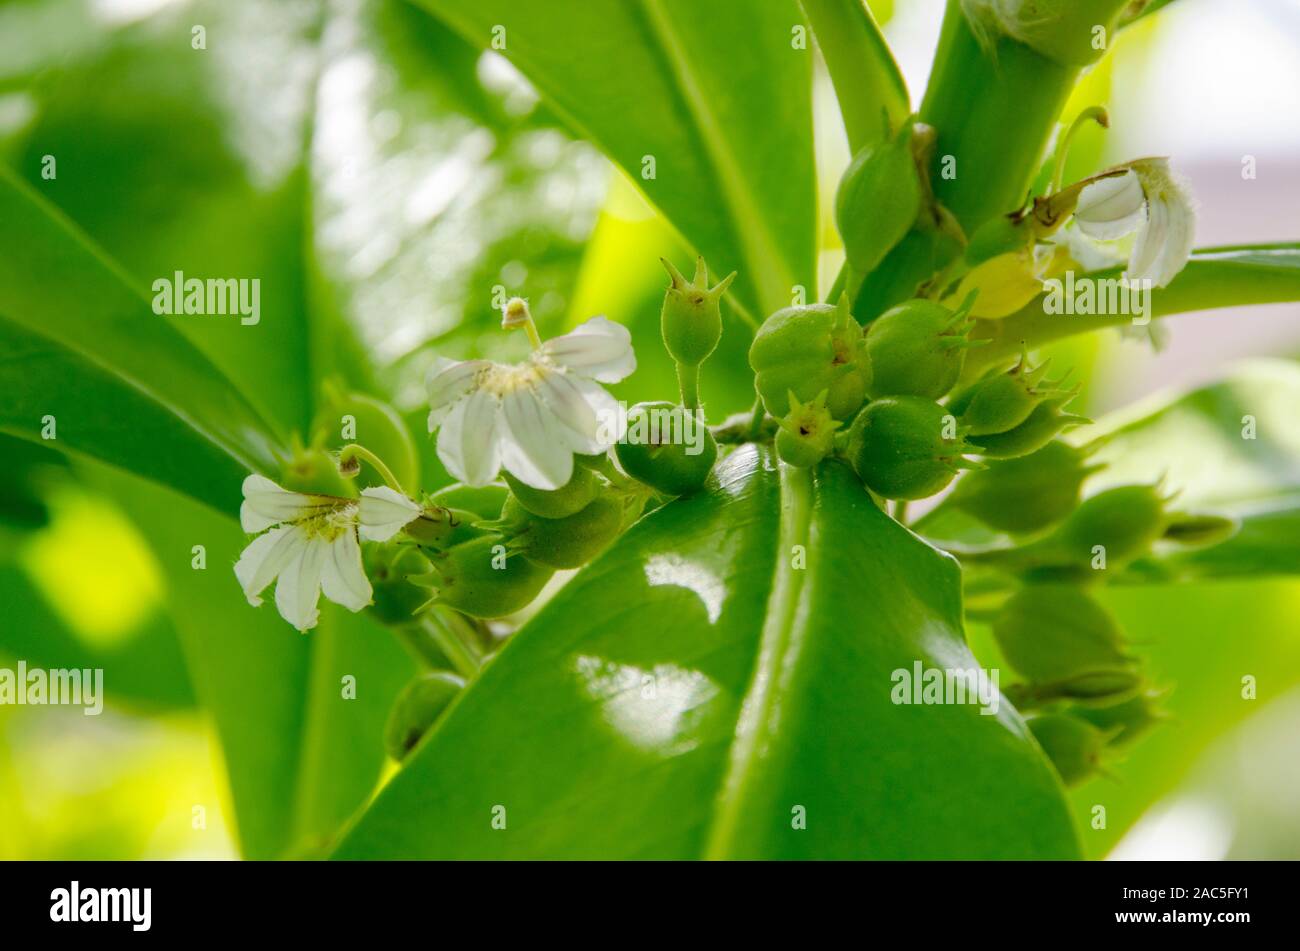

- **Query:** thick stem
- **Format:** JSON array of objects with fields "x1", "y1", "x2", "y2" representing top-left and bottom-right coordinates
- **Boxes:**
[{"x1": 676, "y1": 362, "x2": 701, "y2": 411}]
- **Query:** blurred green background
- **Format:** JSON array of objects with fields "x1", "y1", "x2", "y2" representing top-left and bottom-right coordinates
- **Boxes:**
[{"x1": 1, "y1": 0, "x2": 1297, "y2": 859}]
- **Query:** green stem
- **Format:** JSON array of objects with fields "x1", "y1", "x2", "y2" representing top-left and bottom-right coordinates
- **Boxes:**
[
  {"x1": 339, "y1": 443, "x2": 403, "y2": 493},
  {"x1": 676, "y1": 362, "x2": 701, "y2": 411},
  {"x1": 747, "y1": 394, "x2": 766, "y2": 439},
  {"x1": 799, "y1": 0, "x2": 909, "y2": 154}
]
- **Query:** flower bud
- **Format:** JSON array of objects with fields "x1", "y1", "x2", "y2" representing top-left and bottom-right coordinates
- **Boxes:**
[
  {"x1": 969, "y1": 389, "x2": 1088, "y2": 458},
  {"x1": 992, "y1": 583, "x2": 1134, "y2": 689},
  {"x1": 847, "y1": 395, "x2": 982, "y2": 500},
  {"x1": 383, "y1": 672, "x2": 465, "y2": 761},
  {"x1": 863, "y1": 296, "x2": 979, "y2": 400},
  {"x1": 947, "y1": 350, "x2": 1075, "y2": 436},
  {"x1": 775, "y1": 390, "x2": 841, "y2": 468},
  {"x1": 947, "y1": 439, "x2": 1104, "y2": 534},
  {"x1": 311, "y1": 381, "x2": 419, "y2": 492},
  {"x1": 417, "y1": 535, "x2": 554, "y2": 619},
  {"x1": 615, "y1": 401, "x2": 718, "y2": 496},
  {"x1": 1072, "y1": 691, "x2": 1164, "y2": 748},
  {"x1": 963, "y1": 0, "x2": 1132, "y2": 68},
  {"x1": 1162, "y1": 512, "x2": 1238, "y2": 548},
  {"x1": 504, "y1": 466, "x2": 599, "y2": 519},
  {"x1": 659, "y1": 256, "x2": 735, "y2": 368},
  {"x1": 749, "y1": 296, "x2": 871, "y2": 420},
  {"x1": 428, "y1": 482, "x2": 508, "y2": 521},
  {"x1": 835, "y1": 121, "x2": 924, "y2": 278},
  {"x1": 1025, "y1": 713, "x2": 1108, "y2": 787},
  {"x1": 493, "y1": 490, "x2": 625, "y2": 570},
  {"x1": 1053, "y1": 484, "x2": 1172, "y2": 568}
]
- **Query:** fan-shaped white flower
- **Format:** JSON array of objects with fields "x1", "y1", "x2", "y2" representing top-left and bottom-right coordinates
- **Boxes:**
[
  {"x1": 234, "y1": 474, "x2": 421, "y2": 632},
  {"x1": 426, "y1": 315, "x2": 635, "y2": 491},
  {"x1": 1072, "y1": 159, "x2": 1196, "y2": 287}
]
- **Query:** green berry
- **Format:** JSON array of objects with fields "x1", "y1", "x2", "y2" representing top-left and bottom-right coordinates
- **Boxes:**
[
  {"x1": 659, "y1": 256, "x2": 735, "y2": 367},
  {"x1": 496, "y1": 491, "x2": 625, "y2": 570},
  {"x1": 774, "y1": 390, "x2": 841, "y2": 468},
  {"x1": 992, "y1": 583, "x2": 1133, "y2": 689},
  {"x1": 1026, "y1": 713, "x2": 1108, "y2": 787},
  {"x1": 1054, "y1": 484, "x2": 1171, "y2": 568},
  {"x1": 615, "y1": 401, "x2": 717, "y2": 496},
  {"x1": 383, "y1": 672, "x2": 465, "y2": 761},
  {"x1": 420, "y1": 535, "x2": 554, "y2": 619},
  {"x1": 970, "y1": 390, "x2": 1088, "y2": 458},
  {"x1": 948, "y1": 440, "x2": 1104, "y2": 535},
  {"x1": 947, "y1": 350, "x2": 1075, "y2": 436},
  {"x1": 504, "y1": 466, "x2": 598, "y2": 519},
  {"x1": 835, "y1": 121, "x2": 923, "y2": 278},
  {"x1": 863, "y1": 297, "x2": 978, "y2": 400},
  {"x1": 749, "y1": 296, "x2": 871, "y2": 420},
  {"x1": 847, "y1": 395, "x2": 982, "y2": 500}
]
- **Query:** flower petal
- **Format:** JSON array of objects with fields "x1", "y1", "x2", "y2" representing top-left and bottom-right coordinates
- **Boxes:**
[
  {"x1": 240, "y1": 473, "x2": 335, "y2": 533},
  {"x1": 319, "y1": 530, "x2": 372, "y2": 613},
  {"x1": 427, "y1": 358, "x2": 488, "y2": 431},
  {"x1": 274, "y1": 535, "x2": 329, "y2": 632},
  {"x1": 1129, "y1": 166, "x2": 1196, "y2": 287},
  {"x1": 233, "y1": 524, "x2": 304, "y2": 607},
  {"x1": 499, "y1": 385, "x2": 574, "y2": 490},
  {"x1": 539, "y1": 315, "x2": 636, "y2": 383},
  {"x1": 358, "y1": 486, "x2": 422, "y2": 541},
  {"x1": 436, "y1": 386, "x2": 503, "y2": 486},
  {"x1": 537, "y1": 370, "x2": 625, "y2": 452},
  {"x1": 1073, "y1": 170, "x2": 1145, "y2": 240}
]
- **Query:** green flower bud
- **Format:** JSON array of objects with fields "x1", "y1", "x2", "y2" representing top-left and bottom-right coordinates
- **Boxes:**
[
  {"x1": 947, "y1": 350, "x2": 1076, "y2": 436},
  {"x1": 992, "y1": 583, "x2": 1133, "y2": 688},
  {"x1": 311, "y1": 381, "x2": 419, "y2": 492},
  {"x1": 969, "y1": 390, "x2": 1088, "y2": 458},
  {"x1": 1026, "y1": 713, "x2": 1108, "y2": 787},
  {"x1": 835, "y1": 121, "x2": 924, "y2": 278},
  {"x1": 1053, "y1": 484, "x2": 1172, "y2": 568},
  {"x1": 847, "y1": 395, "x2": 982, "y2": 500},
  {"x1": 963, "y1": 0, "x2": 1132, "y2": 68},
  {"x1": 1072, "y1": 691, "x2": 1165, "y2": 748},
  {"x1": 863, "y1": 296, "x2": 979, "y2": 400},
  {"x1": 947, "y1": 440, "x2": 1105, "y2": 534},
  {"x1": 615, "y1": 401, "x2": 718, "y2": 496},
  {"x1": 383, "y1": 672, "x2": 465, "y2": 761},
  {"x1": 492, "y1": 491, "x2": 625, "y2": 570},
  {"x1": 417, "y1": 535, "x2": 554, "y2": 619},
  {"x1": 1162, "y1": 512, "x2": 1239, "y2": 548},
  {"x1": 659, "y1": 256, "x2": 735, "y2": 368},
  {"x1": 428, "y1": 482, "x2": 508, "y2": 521},
  {"x1": 278, "y1": 441, "x2": 356, "y2": 497},
  {"x1": 749, "y1": 296, "x2": 871, "y2": 420},
  {"x1": 775, "y1": 390, "x2": 841, "y2": 468},
  {"x1": 504, "y1": 466, "x2": 599, "y2": 519},
  {"x1": 363, "y1": 542, "x2": 438, "y2": 626}
]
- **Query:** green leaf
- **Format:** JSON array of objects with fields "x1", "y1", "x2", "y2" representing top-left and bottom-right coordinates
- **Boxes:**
[
  {"x1": 968, "y1": 245, "x2": 1300, "y2": 374},
  {"x1": 335, "y1": 446, "x2": 1079, "y2": 859},
  {"x1": 800, "y1": 0, "x2": 909, "y2": 152},
  {"x1": 411, "y1": 0, "x2": 817, "y2": 316},
  {"x1": 1077, "y1": 359, "x2": 1300, "y2": 580},
  {"x1": 0, "y1": 170, "x2": 284, "y2": 512}
]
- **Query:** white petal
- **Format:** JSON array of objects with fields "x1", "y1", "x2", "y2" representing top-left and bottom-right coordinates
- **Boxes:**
[
  {"x1": 240, "y1": 473, "x2": 335, "y2": 533},
  {"x1": 319, "y1": 530, "x2": 372, "y2": 613},
  {"x1": 499, "y1": 386, "x2": 574, "y2": 490},
  {"x1": 1129, "y1": 167, "x2": 1196, "y2": 288},
  {"x1": 274, "y1": 536, "x2": 329, "y2": 632},
  {"x1": 358, "y1": 486, "x2": 422, "y2": 542},
  {"x1": 436, "y1": 387, "x2": 502, "y2": 486},
  {"x1": 1073, "y1": 170, "x2": 1145, "y2": 240},
  {"x1": 537, "y1": 370, "x2": 625, "y2": 452},
  {"x1": 233, "y1": 524, "x2": 304, "y2": 607},
  {"x1": 539, "y1": 315, "x2": 636, "y2": 382},
  {"x1": 426, "y1": 358, "x2": 488, "y2": 431}
]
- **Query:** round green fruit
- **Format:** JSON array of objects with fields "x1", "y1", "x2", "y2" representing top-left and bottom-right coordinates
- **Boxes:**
[
  {"x1": 847, "y1": 396, "x2": 980, "y2": 500},
  {"x1": 615, "y1": 401, "x2": 717, "y2": 496},
  {"x1": 749, "y1": 298, "x2": 871, "y2": 421}
]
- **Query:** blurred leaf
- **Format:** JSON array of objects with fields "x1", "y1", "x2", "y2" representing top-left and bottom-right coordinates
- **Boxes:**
[
  {"x1": 411, "y1": 0, "x2": 817, "y2": 317},
  {"x1": 337, "y1": 447, "x2": 1078, "y2": 859},
  {"x1": 970, "y1": 245, "x2": 1300, "y2": 373},
  {"x1": 0, "y1": 169, "x2": 284, "y2": 511}
]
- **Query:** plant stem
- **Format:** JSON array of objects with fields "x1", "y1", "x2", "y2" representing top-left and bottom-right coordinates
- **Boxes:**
[{"x1": 677, "y1": 362, "x2": 700, "y2": 411}]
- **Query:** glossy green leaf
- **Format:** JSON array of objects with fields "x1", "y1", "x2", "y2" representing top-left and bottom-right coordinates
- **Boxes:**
[
  {"x1": 336, "y1": 446, "x2": 1079, "y2": 859},
  {"x1": 968, "y1": 245, "x2": 1300, "y2": 374},
  {"x1": 411, "y1": 0, "x2": 816, "y2": 317}
]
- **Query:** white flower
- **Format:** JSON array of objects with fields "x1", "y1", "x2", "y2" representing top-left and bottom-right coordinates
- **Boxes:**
[
  {"x1": 1072, "y1": 159, "x2": 1196, "y2": 287},
  {"x1": 426, "y1": 315, "x2": 635, "y2": 491},
  {"x1": 234, "y1": 474, "x2": 421, "y2": 632}
]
